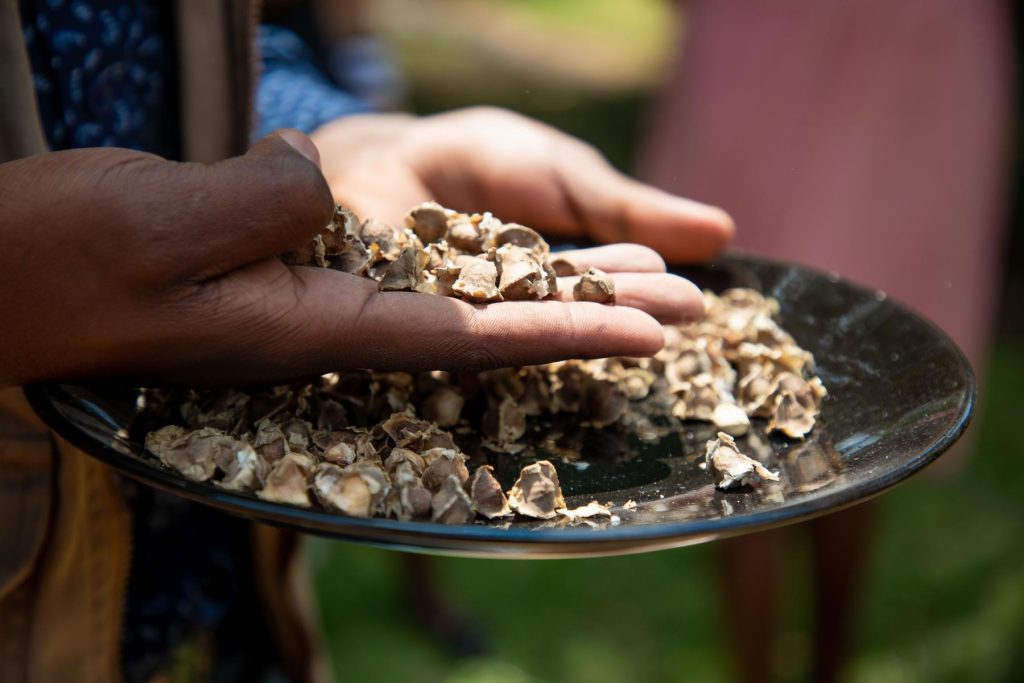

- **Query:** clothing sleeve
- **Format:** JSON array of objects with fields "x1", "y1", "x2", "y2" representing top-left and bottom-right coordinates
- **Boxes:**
[{"x1": 254, "y1": 25, "x2": 372, "y2": 140}]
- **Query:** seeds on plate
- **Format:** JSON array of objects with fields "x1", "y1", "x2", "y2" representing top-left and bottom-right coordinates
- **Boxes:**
[
  {"x1": 140, "y1": 202, "x2": 827, "y2": 523},
  {"x1": 281, "y1": 202, "x2": 625, "y2": 308},
  {"x1": 704, "y1": 431, "x2": 779, "y2": 490}
]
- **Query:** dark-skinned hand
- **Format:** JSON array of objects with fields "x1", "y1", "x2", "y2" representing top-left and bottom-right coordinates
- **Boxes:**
[{"x1": 0, "y1": 127, "x2": 713, "y2": 387}]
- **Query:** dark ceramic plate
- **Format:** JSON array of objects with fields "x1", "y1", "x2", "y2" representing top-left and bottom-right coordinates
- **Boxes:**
[{"x1": 25, "y1": 255, "x2": 974, "y2": 559}]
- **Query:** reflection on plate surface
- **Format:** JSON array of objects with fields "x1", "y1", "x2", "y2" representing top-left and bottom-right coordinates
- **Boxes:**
[{"x1": 26, "y1": 255, "x2": 974, "y2": 558}]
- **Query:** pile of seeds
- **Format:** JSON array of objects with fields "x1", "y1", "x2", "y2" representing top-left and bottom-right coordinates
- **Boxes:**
[
  {"x1": 282, "y1": 202, "x2": 614, "y2": 304},
  {"x1": 140, "y1": 204, "x2": 827, "y2": 524}
]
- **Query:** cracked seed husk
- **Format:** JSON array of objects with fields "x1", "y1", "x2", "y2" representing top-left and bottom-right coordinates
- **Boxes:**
[
  {"x1": 573, "y1": 267, "x2": 615, "y2": 304},
  {"x1": 705, "y1": 432, "x2": 778, "y2": 490},
  {"x1": 431, "y1": 474, "x2": 474, "y2": 524},
  {"x1": 470, "y1": 465, "x2": 512, "y2": 519},
  {"x1": 507, "y1": 460, "x2": 566, "y2": 519}
]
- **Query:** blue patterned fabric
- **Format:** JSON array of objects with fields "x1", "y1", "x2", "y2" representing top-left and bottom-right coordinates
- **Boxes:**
[
  {"x1": 255, "y1": 25, "x2": 372, "y2": 139},
  {"x1": 20, "y1": 0, "x2": 177, "y2": 157}
]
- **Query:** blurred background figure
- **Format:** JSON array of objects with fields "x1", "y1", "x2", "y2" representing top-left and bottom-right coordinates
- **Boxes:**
[{"x1": 638, "y1": 3, "x2": 1013, "y2": 681}]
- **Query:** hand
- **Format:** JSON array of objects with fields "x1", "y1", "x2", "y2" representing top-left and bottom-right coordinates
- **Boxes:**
[
  {"x1": 0, "y1": 131, "x2": 701, "y2": 387},
  {"x1": 311, "y1": 107, "x2": 735, "y2": 263}
]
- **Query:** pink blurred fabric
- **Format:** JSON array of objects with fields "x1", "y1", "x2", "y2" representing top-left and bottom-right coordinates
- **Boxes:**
[{"x1": 638, "y1": 0, "x2": 1014, "y2": 384}]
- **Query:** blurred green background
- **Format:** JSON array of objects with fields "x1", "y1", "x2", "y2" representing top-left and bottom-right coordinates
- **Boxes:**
[{"x1": 309, "y1": 2, "x2": 1024, "y2": 681}]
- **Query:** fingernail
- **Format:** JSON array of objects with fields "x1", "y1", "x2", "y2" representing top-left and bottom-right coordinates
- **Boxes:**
[{"x1": 277, "y1": 129, "x2": 322, "y2": 168}]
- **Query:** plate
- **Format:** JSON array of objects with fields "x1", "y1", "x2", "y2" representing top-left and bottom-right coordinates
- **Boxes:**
[{"x1": 25, "y1": 255, "x2": 974, "y2": 559}]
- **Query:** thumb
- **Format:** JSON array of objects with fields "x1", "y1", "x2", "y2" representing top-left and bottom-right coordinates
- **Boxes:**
[
  {"x1": 551, "y1": 150, "x2": 735, "y2": 263},
  {"x1": 266, "y1": 128, "x2": 322, "y2": 169},
  {"x1": 168, "y1": 129, "x2": 334, "y2": 279}
]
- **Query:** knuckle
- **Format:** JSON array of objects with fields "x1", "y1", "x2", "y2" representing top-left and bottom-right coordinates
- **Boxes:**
[
  {"x1": 91, "y1": 154, "x2": 199, "y2": 287},
  {"x1": 463, "y1": 342, "x2": 509, "y2": 373},
  {"x1": 570, "y1": 138, "x2": 605, "y2": 163},
  {"x1": 459, "y1": 308, "x2": 513, "y2": 371},
  {"x1": 186, "y1": 263, "x2": 308, "y2": 347},
  {"x1": 461, "y1": 105, "x2": 515, "y2": 124},
  {"x1": 456, "y1": 106, "x2": 540, "y2": 138},
  {"x1": 556, "y1": 304, "x2": 584, "y2": 350}
]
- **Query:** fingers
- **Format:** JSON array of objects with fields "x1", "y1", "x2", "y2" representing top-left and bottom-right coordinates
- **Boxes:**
[
  {"x1": 421, "y1": 107, "x2": 734, "y2": 262},
  {"x1": 553, "y1": 243, "x2": 666, "y2": 273},
  {"x1": 343, "y1": 290, "x2": 667, "y2": 372},
  {"x1": 299, "y1": 269, "x2": 667, "y2": 371},
  {"x1": 183, "y1": 267, "x2": 667, "y2": 382},
  {"x1": 555, "y1": 272, "x2": 704, "y2": 324},
  {"x1": 401, "y1": 108, "x2": 734, "y2": 264},
  {"x1": 310, "y1": 113, "x2": 432, "y2": 225},
  {"x1": 324, "y1": 161, "x2": 429, "y2": 228},
  {"x1": 555, "y1": 154, "x2": 736, "y2": 263},
  {"x1": 546, "y1": 245, "x2": 703, "y2": 323}
]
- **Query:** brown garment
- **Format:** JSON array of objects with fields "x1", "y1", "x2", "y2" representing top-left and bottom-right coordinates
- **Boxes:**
[{"x1": 0, "y1": 1, "x2": 327, "y2": 681}]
